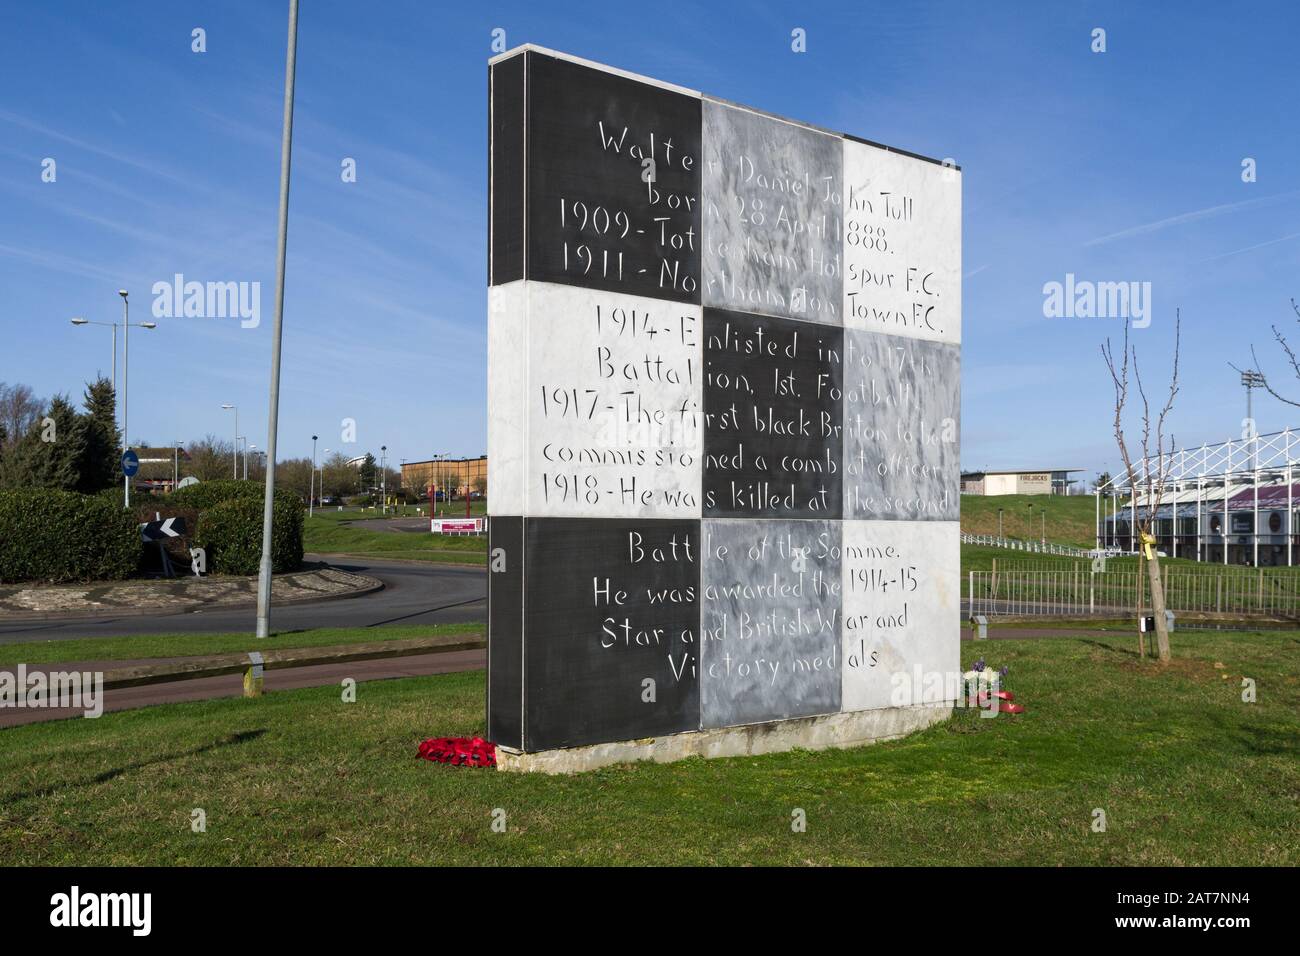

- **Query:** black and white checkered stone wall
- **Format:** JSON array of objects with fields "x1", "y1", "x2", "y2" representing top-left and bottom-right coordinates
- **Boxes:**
[{"x1": 487, "y1": 46, "x2": 960, "y2": 753}]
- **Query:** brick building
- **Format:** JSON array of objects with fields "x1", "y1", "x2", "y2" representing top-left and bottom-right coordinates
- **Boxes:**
[{"x1": 400, "y1": 456, "x2": 487, "y2": 499}]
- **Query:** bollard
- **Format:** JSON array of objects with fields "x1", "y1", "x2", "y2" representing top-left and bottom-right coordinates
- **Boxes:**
[
  {"x1": 243, "y1": 651, "x2": 265, "y2": 698},
  {"x1": 970, "y1": 614, "x2": 988, "y2": 641}
]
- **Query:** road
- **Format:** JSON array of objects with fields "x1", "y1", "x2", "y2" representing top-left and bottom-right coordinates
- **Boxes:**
[{"x1": 0, "y1": 556, "x2": 486, "y2": 643}]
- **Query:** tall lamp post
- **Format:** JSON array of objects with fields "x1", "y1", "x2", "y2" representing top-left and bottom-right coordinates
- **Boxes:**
[
  {"x1": 74, "y1": 293, "x2": 156, "y2": 507},
  {"x1": 120, "y1": 291, "x2": 130, "y2": 505},
  {"x1": 221, "y1": 404, "x2": 238, "y2": 478},
  {"x1": 380, "y1": 444, "x2": 387, "y2": 515},
  {"x1": 431, "y1": 451, "x2": 446, "y2": 514},
  {"x1": 173, "y1": 439, "x2": 184, "y2": 489},
  {"x1": 309, "y1": 434, "x2": 318, "y2": 516},
  {"x1": 1241, "y1": 369, "x2": 1266, "y2": 470},
  {"x1": 321, "y1": 448, "x2": 330, "y2": 508},
  {"x1": 68, "y1": 318, "x2": 117, "y2": 418}
]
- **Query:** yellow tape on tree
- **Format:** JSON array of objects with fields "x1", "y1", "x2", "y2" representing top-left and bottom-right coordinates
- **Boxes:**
[{"x1": 1140, "y1": 531, "x2": 1157, "y2": 560}]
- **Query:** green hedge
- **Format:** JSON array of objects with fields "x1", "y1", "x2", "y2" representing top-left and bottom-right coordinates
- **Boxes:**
[
  {"x1": 95, "y1": 486, "x2": 162, "y2": 509},
  {"x1": 0, "y1": 489, "x2": 139, "y2": 584},
  {"x1": 169, "y1": 478, "x2": 265, "y2": 511},
  {"x1": 187, "y1": 484, "x2": 304, "y2": 575}
]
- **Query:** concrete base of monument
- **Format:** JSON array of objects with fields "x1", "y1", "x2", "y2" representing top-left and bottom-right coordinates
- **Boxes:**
[{"x1": 495, "y1": 702, "x2": 954, "y2": 774}]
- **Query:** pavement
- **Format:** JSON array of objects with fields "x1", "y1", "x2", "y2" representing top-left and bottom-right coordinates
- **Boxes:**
[
  {"x1": 0, "y1": 555, "x2": 486, "y2": 643},
  {"x1": 963, "y1": 626, "x2": 1119, "y2": 640},
  {"x1": 0, "y1": 648, "x2": 486, "y2": 728}
]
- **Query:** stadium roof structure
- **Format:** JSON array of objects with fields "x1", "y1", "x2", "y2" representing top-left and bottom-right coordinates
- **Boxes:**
[
  {"x1": 961, "y1": 467, "x2": 1082, "y2": 476},
  {"x1": 1102, "y1": 426, "x2": 1300, "y2": 501}
]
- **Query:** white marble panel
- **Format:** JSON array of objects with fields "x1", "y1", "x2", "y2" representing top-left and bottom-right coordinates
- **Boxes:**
[
  {"x1": 487, "y1": 281, "x2": 527, "y2": 513},
  {"x1": 521, "y1": 280, "x2": 704, "y2": 518},
  {"x1": 841, "y1": 519, "x2": 960, "y2": 710},
  {"x1": 842, "y1": 140, "x2": 961, "y2": 345}
]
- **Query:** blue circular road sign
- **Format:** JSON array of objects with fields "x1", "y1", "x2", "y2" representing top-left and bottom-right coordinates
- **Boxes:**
[{"x1": 121, "y1": 449, "x2": 140, "y2": 477}]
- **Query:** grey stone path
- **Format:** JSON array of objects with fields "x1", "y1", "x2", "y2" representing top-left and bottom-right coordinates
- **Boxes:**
[{"x1": 0, "y1": 565, "x2": 381, "y2": 619}]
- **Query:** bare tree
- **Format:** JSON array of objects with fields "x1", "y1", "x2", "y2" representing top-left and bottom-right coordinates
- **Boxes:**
[
  {"x1": 1102, "y1": 313, "x2": 1181, "y2": 662},
  {"x1": 1245, "y1": 299, "x2": 1300, "y2": 408},
  {"x1": 0, "y1": 382, "x2": 45, "y2": 450},
  {"x1": 320, "y1": 451, "x2": 352, "y2": 498},
  {"x1": 275, "y1": 457, "x2": 313, "y2": 500},
  {"x1": 185, "y1": 434, "x2": 236, "y2": 481}
]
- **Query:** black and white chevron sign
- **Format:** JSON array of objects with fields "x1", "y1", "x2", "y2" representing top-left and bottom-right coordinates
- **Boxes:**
[{"x1": 139, "y1": 516, "x2": 187, "y2": 543}]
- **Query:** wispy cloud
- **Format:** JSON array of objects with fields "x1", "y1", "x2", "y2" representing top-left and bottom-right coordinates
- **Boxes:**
[
  {"x1": 1193, "y1": 231, "x2": 1300, "y2": 264},
  {"x1": 0, "y1": 108, "x2": 190, "y2": 185},
  {"x1": 1084, "y1": 191, "x2": 1300, "y2": 247},
  {"x1": 0, "y1": 241, "x2": 125, "y2": 285}
]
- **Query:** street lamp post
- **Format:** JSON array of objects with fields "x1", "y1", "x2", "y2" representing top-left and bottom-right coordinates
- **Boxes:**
[
  {"x1": 253, "y1": 0, "x2": 301, "y2": 640},
  {"x1": 222, "y1": 404, "x2": 238, "y2": 479},
  {"x1": 115, "y1": 291, "x2": 156, "y2": 507},
  {"x1": 71, "y1": 303, "x2": 156, "y2": 504},
  {"x1": 321, "y1": 448, "x2": 330, "y2": 508},
  {"x1": 310, "y1": 434, "x2": 318, "y2": 517},
  {"x1": 380, "y1": 444, "x2": 387, "y2": 515},
  {"x1": 68, "y1": 318, "x2": 117, "y2": 415},
  {"x1": 120, "y1": 291, "x2": 129, "y2": 505},
  {"x1": 173, "y1": 439, "x2": 183, "y2": 489}
]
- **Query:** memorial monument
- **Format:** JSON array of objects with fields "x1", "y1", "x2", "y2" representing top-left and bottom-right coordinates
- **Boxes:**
[{"x1": 487, "y1": 46, "x2": 961, "y2": 771}]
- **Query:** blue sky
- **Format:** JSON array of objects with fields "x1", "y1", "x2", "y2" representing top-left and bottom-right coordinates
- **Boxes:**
[{"x1": 2, "y1": 1, "x2": 1298, "y2": 481}]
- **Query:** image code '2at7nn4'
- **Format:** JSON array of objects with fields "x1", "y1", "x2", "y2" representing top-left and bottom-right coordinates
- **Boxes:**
[{"x1": 487, "y1": 46, "x2": 960, "y2": 757}]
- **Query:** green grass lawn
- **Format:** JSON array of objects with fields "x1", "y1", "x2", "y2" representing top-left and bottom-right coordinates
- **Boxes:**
[
  {"x1": 0, "y1": 623, "x2": 483, "y2": 667},
  {"x1": 303, "y1": 514, "x2": 487, "y2": 565},
  {"x1": 961, "y1": 493, "x2": 1100, "y2": 549},
  {"x1": 311, "y1": 502, "x2": 488, "y2": 521},
  {"x1": 2, "y1": 628, "x2": 1294, "y2": 865}
]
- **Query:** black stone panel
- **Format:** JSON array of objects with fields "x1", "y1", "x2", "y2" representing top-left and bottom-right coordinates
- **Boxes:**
[
  {"x1": 489, "y1": 52, "x2": 525, "y2": 286},
  {"x1": 522, "y1": 517, "x2": 700, "y2": 750},
  {"x1": 702, "y1": 307, "x2": 843, "y2": 519},
  {"x1": 525, "y1": 52, "x2": 701, "y2": 302},
  {"x1": 487, "y1": 516, "x2": 525, "y2": 747}
]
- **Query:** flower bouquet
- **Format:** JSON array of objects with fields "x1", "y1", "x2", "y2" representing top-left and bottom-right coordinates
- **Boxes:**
[
  {"x1": 962, "y1": 659, "x2": 1024, "y2": 714},
  {"x1": 418, "y1": 736, "x2": 497, "y2": 767}
]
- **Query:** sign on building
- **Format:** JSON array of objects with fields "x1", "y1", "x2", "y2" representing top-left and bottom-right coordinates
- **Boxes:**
[{"x1": 487, "y1": 46, "x2": 961, "y2": 767}]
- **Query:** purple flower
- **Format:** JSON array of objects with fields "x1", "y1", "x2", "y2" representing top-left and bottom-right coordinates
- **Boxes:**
[
  {"x1": 973, "y1": 659, "x2": 986, "y2": 672},
  {"x1": 999, "y1": 666, "x2": 1009, "y2": 677}
]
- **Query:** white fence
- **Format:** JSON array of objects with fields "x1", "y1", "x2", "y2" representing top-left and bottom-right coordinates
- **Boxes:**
[
  {"x1": 960, "y1": 532, "x2": 1095, "y2": 559},
  {"x1": 965, "y1": 563, "x2": 1300, "y2": 618}
]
